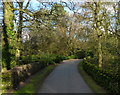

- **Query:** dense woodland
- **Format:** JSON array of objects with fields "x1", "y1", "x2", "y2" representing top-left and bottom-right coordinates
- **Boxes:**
[{"x1": 0, "y1": 0, "x2": 120, "y2": 94}]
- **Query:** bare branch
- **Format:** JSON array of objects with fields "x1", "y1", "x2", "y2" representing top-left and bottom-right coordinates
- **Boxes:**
[{"x1": 24, "y1": 0, "x2": 31, "y2": 9}]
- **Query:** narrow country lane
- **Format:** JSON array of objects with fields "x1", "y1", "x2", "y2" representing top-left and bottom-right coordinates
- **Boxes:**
[{"x1": 38, "y1": 59, "x2": 93, "y2": 93}]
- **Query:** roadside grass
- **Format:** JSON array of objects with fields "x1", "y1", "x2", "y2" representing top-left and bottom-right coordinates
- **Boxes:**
[
  {"x1": 77, "y1": 61, "x2": 108, "y2": 93},
  {"x1": 13, "y1": 65, "x2": 56, "y2": 95}
]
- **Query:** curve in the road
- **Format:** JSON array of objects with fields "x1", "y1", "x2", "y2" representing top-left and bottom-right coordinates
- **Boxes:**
[{"x1": 38, "y1": 59, "x2": 93, "y2": 93}]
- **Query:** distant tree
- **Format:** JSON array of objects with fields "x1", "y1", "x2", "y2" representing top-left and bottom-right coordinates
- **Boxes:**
[{"x1": 13, "y1": 0, "x2": 32, "y2": 65}]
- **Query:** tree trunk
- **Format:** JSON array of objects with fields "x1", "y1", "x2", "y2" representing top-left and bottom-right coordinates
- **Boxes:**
[
  {"x1": 16, "y1": 2, "x2": 23, "y2": 65},
  {"x1": 2, "y1": 16, "x2": 11, "y2": 70},
  {"x1": 98, "y1": 36, "x2": 102, "y2": 68},
  {"x1": 2, "y1": 2, "x2": 14, "y2": 70},
  {"x1": 118, "y1": 1, "x2": 120, "y2": 56},
  {"x1": 94, "y1": 2, "x2": 103, "y2": 68}
]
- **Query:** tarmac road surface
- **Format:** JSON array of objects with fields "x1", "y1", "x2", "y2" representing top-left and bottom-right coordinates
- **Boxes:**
[{"x1": 38, "y1": 59, "x2": 93, "y2": 93}]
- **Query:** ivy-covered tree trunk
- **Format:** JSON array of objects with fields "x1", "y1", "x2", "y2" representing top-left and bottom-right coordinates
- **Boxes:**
[
  {"x1": 98, "y1": 36, "x2": 102, "y2": 68},
  {"x1": 2, "y1": 2, "x2": 14, "y2": 70},
  {"x1": 94, "y1": 2, "x2": 103, "y2": 68},
  {"x1": 116, "y1": 2, "x2": 120, "y2": 73},
  {"x1": 16, "y1": 2, "x2": 23, "y2": 65},
  {"x1": 118, "y1": 1, "x2": 120, "y2": 56}
]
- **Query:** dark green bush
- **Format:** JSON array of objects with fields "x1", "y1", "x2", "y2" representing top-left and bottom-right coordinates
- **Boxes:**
[
  {"x1": 85, "y1": 50, "x2": 94, "y2": 58},
  {"x1": 54, "y1": 55, "x2": 68, "y2": 63},
  {"x1": 76, "y1": 50, "x2": 86, "y2": 59},
  {"x1": 21, "y1": 56, "x2": 32, "y2": 64},
  {"x1": 67, "y1": 55, "x2": 77, "y2": 59},
  {"x1": 38, "y1": 55, "x2": 57, "y2": 67},
  {"x1": 21, "y1": 55, "x2": 57, "y2": 65},
  {"x1": 84, "y1": 56, "x2": 98, "y2": 65},
  {"x1": 82, "y1": 59, "x2": 119, "y2": 94},
  {"x1": 76, "y1": 50, "x2": 94, "y2": 59},
  {"x1": 21, "y1": 54, "x2": 70, "y2": 66}
]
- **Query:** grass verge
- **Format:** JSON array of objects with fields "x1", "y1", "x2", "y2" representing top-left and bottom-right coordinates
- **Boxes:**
[
  {"x1": 77, "y1": 61, "x2": 108, "y2": 93},
  {"x1": 13, "y1": 65, "x2": 56, "y2": 95}
]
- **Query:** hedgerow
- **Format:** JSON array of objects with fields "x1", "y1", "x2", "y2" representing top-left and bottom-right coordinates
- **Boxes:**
[{"x1": 82, "y1": 58, "x2": 119, "y2": 94}]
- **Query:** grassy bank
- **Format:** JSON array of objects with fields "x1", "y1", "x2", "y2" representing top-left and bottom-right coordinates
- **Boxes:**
[
  {"x1": 13, "y1": 65, "x2": 56, "y2": 94},
  {"x1": 77, "y1": 61, "x2": 108, "y2": 93}
]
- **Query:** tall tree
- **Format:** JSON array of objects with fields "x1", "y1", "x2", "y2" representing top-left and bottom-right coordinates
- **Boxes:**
[
  {"x1": 80, "y1": 2, "x2": 104, "y2": 67},
  {"x1": 93, "y1": 2, "x2": 103, "y2": 67},
  {"x1": 14, "y1": 0, "x2": 31, "y2": 65},
  {"x1": 117, "y1": 2, "x2": 120, "y2": 72},
  {"x1": 15, "y1": 2, "x2": 23, "y2": 65},
  {"x1": 2, "y1": 2, "x2": 14, "y2": 70}
]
